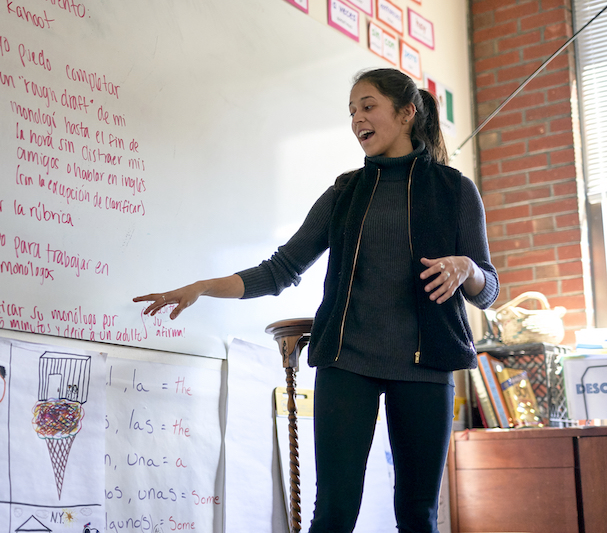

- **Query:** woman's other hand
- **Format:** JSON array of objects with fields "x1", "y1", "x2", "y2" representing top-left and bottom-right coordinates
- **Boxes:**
[{"x1": 420, "y1": 256, "x2": 484, "y2": 304}]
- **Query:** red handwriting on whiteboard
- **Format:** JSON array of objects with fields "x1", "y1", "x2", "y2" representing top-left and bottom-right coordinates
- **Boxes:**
[
  {"x1": 19, "y1": 76, "x2": 57, "y2": 107},
  {"x1": 10, "y1": 100, "x2": 57, "y2": 134},
  {"x1": 1, "y1": 71, "x2": 15, "y2": 88},
  {"x1": 13, "y1": 199, "x2": 74, "y2": 225},
  {"x1": 60, "y1": 88, "x2": 91, "y2": 113},
  {"x1": 0, "y1": 35, "x2": 10, "y2": 56},
  {"x1": 14, "y1": 235, "x2": 41, "y2": 259},
  {"x1": 18, "y1": 43, "x2": 51, "y2": 71},
  {"x1": 45, "y1": 177, "x2": 91, "y2": 205},
  {"x1": 5, "y1": 3, "x2": 55, "y2": 30},
  {"x1": 16, "y1": 145, "x2": 59, "y2": 174},
  {"x1": 15, "y1": 164, "x2": 34, "y2": 186},
  {"x1": 64, "y1": 117, "x2": 89, "y2": 137},
  {"x1": 0, "y1": 258, "x2": 54, "y2": 285},
  {"x1": 0, "y1": 299, "x2": 157, "y2": 342},
  {"x1": 65, "y1": 64, "x2": 120, "y2": 99},
  {"x1": 46, "y1": 245, "x2": 94, "y2": 277},
  {"x1": 43, "y1": 0, "x2": 87, "y2": 19},
  {"x1": 121, "y1": 174, "x2": 146, "y2": 196}
]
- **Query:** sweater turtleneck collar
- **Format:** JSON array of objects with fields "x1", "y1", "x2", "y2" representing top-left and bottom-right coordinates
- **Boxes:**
[
  {"x1": 364, "y1": 142, "x2": 426, "y2": 182},
  {"x1": 365, "y1": 141, "x2": 426, "y2": 170}
]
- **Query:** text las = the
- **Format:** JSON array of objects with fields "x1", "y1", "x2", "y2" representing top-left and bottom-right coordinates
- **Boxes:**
[{"x1": 127, "y1": 409, "x2": 192, "y2": 438}]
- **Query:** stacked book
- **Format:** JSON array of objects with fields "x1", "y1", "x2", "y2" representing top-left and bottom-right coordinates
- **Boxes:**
[{"x1": 470, "y1": 352, "x2": 544, "y2": 428}]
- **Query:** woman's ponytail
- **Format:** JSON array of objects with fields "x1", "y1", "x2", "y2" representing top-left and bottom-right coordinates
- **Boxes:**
[{"x1": 414, "y1": 89, "x2": 448, "y2": 165}]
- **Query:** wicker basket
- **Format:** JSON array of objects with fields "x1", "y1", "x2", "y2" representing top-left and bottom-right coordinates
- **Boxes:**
[{"x1": 495, "y1": 292, "x2": 566, "y2": 345}]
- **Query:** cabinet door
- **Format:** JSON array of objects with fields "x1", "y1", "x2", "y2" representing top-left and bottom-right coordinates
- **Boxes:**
[
  {"x1": 455, "y1": 437, "x2": 579, "y2": 532},
  {"x1": 456, "y1": 468, "x2": 579, "y2": 532},
  {"x1": 578, "y1": 436, "x2": 607, "y2": 533}
]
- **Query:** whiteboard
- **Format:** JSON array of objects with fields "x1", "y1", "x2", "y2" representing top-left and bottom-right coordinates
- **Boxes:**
[{"x1": 0, "y1": 0, "x2": 385, "y2": 358}]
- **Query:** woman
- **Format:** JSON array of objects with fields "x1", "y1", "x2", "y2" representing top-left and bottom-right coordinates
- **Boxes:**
[{"x1": 135, "y1": 68, "x2": 499, "y2": 533}]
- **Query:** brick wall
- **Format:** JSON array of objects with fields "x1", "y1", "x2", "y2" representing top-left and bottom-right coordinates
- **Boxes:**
[{"x1": 470, "y1": 0, "x2": 591, "y2": 345}]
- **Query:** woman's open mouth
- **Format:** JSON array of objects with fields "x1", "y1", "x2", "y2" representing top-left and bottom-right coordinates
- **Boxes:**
[{"x1": 358, "y1": 129, "x2": 375, "y2": 142}]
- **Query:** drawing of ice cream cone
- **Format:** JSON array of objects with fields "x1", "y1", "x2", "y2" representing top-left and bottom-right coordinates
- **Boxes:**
[
  {"x1": 33, "y1": 399, "x2": 84, "y2": 498},
  {"x1": 32, "y1": 352, "x2": 91, "y2": 499}
]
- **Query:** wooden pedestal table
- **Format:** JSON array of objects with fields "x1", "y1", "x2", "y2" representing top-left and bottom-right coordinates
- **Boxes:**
[{"x1": 265, "y1": 318, "x2": 314, "y2": 533}]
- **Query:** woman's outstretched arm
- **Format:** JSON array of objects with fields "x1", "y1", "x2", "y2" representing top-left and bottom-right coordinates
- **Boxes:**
[{"x1": 133, "y1": 274, "x2": 245, "y2": 320}]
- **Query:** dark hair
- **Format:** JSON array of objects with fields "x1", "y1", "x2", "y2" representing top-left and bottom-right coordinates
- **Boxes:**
[{"x1": 352, "y1": 68, "x2": 448, "y2": 164}]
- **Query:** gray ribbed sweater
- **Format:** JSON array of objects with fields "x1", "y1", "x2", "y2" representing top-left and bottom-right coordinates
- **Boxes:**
[{"x1": 237, "y1": 147, "x2": 499, "y2": 384}]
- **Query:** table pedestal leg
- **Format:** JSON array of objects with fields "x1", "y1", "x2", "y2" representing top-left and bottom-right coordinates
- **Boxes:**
[{"x1": 265, "y1": 318, "x2": 313, "y2": 533}]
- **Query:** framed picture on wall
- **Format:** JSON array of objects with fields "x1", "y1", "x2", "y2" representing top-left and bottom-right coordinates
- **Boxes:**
[
  {"x1": 376, "y1": 0, "x2": 404, "y2": 35},
  {"x1": 345, "y1": 0, "x2": 373, "y2": 16},
  {"x1": 382, "y1": 30, "x2": 398, "y2": 66},
  {"x1": 328, "y1": 0, "x2": 360, "y2": 42},
  {"x1": 284, "y1": 0, "x2": 309, "y2": 13},
  {"x1": 408, "y1": 8, "x2": 434, "y2": 50},
  {"x1": 368, "y1": 21, "x2": 398, "y2": 66},
  {"x1": 400, "y1": 40, "x2": 421, "y2": 80},
  {"x1": 368, "y1": 21, "x2": 384, "y2": 57}
]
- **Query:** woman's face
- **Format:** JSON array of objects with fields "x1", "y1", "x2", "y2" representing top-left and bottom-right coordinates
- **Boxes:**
[{"x1": 349, "y1": 81, "x2": 412, "y2": 158}]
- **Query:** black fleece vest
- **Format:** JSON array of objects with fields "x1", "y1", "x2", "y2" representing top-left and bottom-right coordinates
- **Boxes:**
[{"x1": 308, "y1": 153, "x2": 477, "y2": 372}]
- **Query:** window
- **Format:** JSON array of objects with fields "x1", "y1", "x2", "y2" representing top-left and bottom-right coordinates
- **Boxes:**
[{"x1": 573, "y1": 0, "x2": 607, "y2": 326}]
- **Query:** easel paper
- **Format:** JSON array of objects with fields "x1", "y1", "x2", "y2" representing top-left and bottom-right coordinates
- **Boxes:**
[
  {"x1": 105, "y1": 357, "x2": 223, "y2": 533},
  {"x1": 0, "y1": 338, "x2": 105, "y2": 533}
]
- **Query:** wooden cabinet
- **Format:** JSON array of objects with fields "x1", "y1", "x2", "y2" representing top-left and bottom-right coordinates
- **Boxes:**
[{"x1": 448, "y1": 427, "x2": 607, "y2": 533}]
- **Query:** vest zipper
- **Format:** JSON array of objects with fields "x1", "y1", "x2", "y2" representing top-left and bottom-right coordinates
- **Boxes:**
[
  {"x1": 334, "y1": 169, "x2": 381, "y2": 361},
  {"x1": 407, "y1": 158, "x2": 422, "y2": 364}
]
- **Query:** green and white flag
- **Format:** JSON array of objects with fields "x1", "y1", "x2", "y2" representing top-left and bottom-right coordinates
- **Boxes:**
[{"x1": 424, "y1": 74, "x2": 456, "y2": 137}]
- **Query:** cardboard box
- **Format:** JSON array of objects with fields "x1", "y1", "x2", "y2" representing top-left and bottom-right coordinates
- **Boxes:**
[{"x1": 563, "y1": 355, "x2": 607, "y2": 419}]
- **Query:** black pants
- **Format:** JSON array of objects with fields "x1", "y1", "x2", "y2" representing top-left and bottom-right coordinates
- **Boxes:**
[{"x1": 308, "y1": 367, "x2": 454, "y2": 533}]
